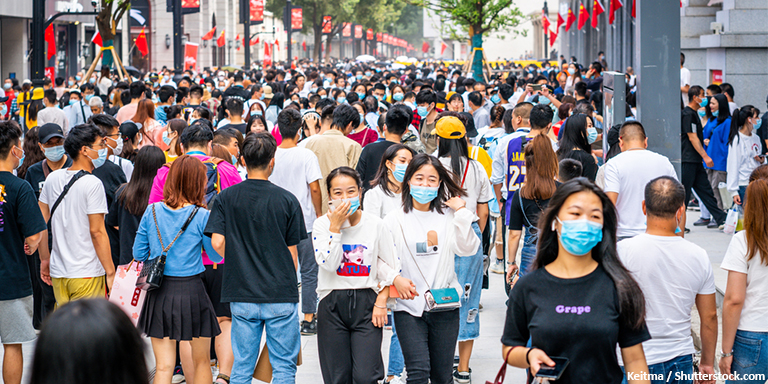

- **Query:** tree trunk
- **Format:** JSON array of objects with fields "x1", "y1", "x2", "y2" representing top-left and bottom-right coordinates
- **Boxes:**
[
  {"x1": 471, "y1": 33, "x2": 483, "y2": 81},
  {"x1": 313, "y1": 23, "x2": 322, "y2": 62},
  {"x1": 325, "y1": 34, "x2": 333, "y2": 59}
]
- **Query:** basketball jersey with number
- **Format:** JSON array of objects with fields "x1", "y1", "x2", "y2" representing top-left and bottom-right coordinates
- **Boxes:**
[{"x1": 504, "y1": 136, "x2": 529, "y2": 224}]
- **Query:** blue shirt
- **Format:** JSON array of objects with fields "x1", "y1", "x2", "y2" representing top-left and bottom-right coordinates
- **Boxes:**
[
  {"x1": 154, "y1": 106, "x2": 168, "y2": 124},
  {"x1": 704, "y1": 118, "x2": 731, "y2": 172},
  {"x1": 133, "y1": 203, "x2": 221, "y2": 277}
]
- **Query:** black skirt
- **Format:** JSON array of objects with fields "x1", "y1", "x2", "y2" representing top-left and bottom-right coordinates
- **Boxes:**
[{"x1": 138, "y1": 274, "x2": 221, "y2": 340}]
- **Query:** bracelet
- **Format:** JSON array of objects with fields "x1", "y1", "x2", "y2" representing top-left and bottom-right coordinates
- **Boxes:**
[
  {"x1": 374, "y1": 304, "x2": 387, "y2": 309},
  {"x1": 525, "y1": 348, "x2": 534, "y2": 366},
  {"x1": 720, "y1": 350, "x2": 733, "y2": 358}
]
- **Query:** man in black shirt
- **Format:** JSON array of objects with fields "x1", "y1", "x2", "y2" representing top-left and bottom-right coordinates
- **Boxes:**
[
  {"x1": 205, "y1": 131, "x2": 306, "y2": 384},
  {"x1": 356, "y1": 104, "x2": 412, "y2": 193},
  {"x1": 91, "y1": 122, "x2": 128, "y2": 267},
  {"x1": 217, "y1": 99, "x2": 248, "y2": 135},
  {"x1": 24, "y1": 123, "x2": 72, "y2": 328},
  {"x1": 681, "y1": 86, "x2": 726, "y2": 227}
]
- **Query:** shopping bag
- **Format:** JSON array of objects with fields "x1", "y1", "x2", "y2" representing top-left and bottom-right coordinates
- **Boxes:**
[
  {"x1": 723, "y1": 206, "x2": 739, "y2": 235},
  {"x1": 486, "y1": 347, "x2": 514, "y2": 384},
  {"x1": 108, "y1": 261, "x2": 147, "y2": 326},
  {"x1": 252, "y1": 343, "x2": 303, "y2": 382}
]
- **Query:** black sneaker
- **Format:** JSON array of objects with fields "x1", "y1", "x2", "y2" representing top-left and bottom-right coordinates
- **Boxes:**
[
  {"x1": 301, "y1": 318, "x2": 317, "y2": 335},
  {"x1": 693, "y1": 218, "x2": 710, "y2": 226},
  {"x1": 453, "y1": 368, "x2": 471, "y2": 384},
  {"x1": 707, "y1": 220, "x2": 719, "y2": 229}
]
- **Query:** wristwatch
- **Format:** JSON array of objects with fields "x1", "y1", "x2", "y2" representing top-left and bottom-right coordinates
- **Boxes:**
[{"x1": 720, "y1": 350, "x2": 733, "y2": 358}]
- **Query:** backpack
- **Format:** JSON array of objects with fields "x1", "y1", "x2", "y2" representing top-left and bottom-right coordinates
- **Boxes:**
[{"x1": 163, "y1": 157, "x2": 226, "y2": 205}]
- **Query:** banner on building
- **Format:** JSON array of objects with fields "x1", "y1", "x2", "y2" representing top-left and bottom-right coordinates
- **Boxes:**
[
  {"x1": 291, "y1": 7, "x2": 303, "y2": 30},
  {"x1": 184, "y1": 42, "x2": 198, "y2": 71},
  {"x1": 264, "y1": 43, "x2": 272, "y2": 67},
  {"x1": 366, "y1": 29, "x2": 373, "y2": 40},
  {"x1": 354, "y1": 24, "x2": 363, "y2": 39},
  {"x1": 322, "y1": 16, "x2": 333, "y2": 34},
  {"x1": 342, "y1": 23, "x2": 352, "y2": 37},
  {"x1": 251, "y1": 0, "x2": 264, "y2": 23},
  {"x1": 376, "y1": 32, "x2": 382, "y2": 42}
]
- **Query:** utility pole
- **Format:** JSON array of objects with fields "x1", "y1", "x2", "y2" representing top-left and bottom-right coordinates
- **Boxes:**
[
  {"x1": 173, "y1": 0, "x2": 183, "y2": 72},
  {"x1": 543, "y1": 1, "x2": 548, "y2": 60},
  {"x1": 31, "y1": 0, "x2": 46, "y2": 86},
  {"x1": 244, "y1": 0, "x2": 251, "y2": 70},
  {"x1": 286, "y1": 0, "x2": 292, "y2": 66}
]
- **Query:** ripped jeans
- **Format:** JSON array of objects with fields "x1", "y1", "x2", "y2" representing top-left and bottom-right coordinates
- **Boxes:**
[{"x1": 455, "y1": 222, "x2": 484, "y2": 341}]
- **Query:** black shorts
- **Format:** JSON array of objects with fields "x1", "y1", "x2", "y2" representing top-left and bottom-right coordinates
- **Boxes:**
[{"x1": 201, "y1": 264, "x2": 231, "y2": 318}]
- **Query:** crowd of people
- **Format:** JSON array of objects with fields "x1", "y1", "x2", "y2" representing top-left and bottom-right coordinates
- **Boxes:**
[{"x1": 0, "y1": 54, "x2": 766, "y2": 384}]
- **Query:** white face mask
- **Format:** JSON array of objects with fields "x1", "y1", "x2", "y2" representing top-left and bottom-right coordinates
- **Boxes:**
[{"x1": 110, "y1": 137, "x2": 124, "y2": 156}]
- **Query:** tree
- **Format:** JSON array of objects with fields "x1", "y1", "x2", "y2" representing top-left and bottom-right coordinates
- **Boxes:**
[
  {"x1": 95, "y1": 0, "x2": 131, "y2": 67},
  {"x1": 409, "y1": 0, "x2": 524, "y2": 80}
]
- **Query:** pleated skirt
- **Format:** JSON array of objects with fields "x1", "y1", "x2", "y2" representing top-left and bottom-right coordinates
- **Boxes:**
[{"x1": 138, "y1": 274, "x2": 221, "y2": 340}]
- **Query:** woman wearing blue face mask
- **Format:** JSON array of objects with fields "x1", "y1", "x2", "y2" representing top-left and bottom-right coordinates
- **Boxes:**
[
  {"x1": 702, "y1": 93, "x2": 732, "y2": 210},
  {"x1": 557, "y1": 114, "x2": 599, "y2": 181},
  {"x1": 312, "y1": 166, "x2": 415, "y2": 384},
  {"x1": 502, "y1": 178, "x2": 651, "y2": 384},
  {"x1": 726, "y1": 106, "x2": 764, "y2": 207},
  {"x1": 364, "y1": 144, "x2": 415, "y2": 219},
  {"x1": 382, "y1": 154, "x2": 480, "y2": 384}
]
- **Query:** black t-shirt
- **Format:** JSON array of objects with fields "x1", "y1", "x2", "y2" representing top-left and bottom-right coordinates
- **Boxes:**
[
  {"x1": 681, "y1": 106, "x2": 705, "y2": 163},
  {"x1": 205, "y1": 179, "x2": 306, "y2": 304},
  {"x1": 758, "y1": 111, "x2": 768, "y2": 154},
  {"x1": 507, "y1": 190, "x2": 551, "y2": 232},
  {"x1": 219, "y1": 123, "x2": 248, "y2": 136},
  {"x1": 105, "y1": 186, "x2": 142, "y2": 265},
  {"x1": 357, "y1": 140, "x2": 396, "y2": 193},
  {"x1": 0, "y1": 172, "x2": 47, "y2": 300},
  {"x1": 24, "y1": 158, "x2": 74, "y2": 199},
  {"x1": 558, "y1": 149, "x2": 598, "y2": 181},
  {"x1": 502, "y1": 265, "x2": 650, "y2": 384},
  {"x1": 92, "y1": 161, "x2": 127, "y2": 266}
]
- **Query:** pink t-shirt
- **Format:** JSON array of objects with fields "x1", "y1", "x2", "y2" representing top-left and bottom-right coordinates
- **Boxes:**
[
  {"x1": 271, "y1": 125, "x2": 283, "y2": 146},
  {"x1": 115, "y1": 103, "x2": 139, "y2": 124},
  {"x1": 149, "y1": 153, "x2": 242, "y2": 264}
]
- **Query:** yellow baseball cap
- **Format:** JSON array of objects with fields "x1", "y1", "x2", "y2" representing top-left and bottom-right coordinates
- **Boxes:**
[
  {"x1": 31, "y1": 87, "x2": 45, "y2": 101},
  {"x1": 431, "y1": 116, "x2": 465, "y2": 139}
]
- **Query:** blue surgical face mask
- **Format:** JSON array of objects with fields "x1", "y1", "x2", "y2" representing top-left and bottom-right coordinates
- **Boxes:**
[
  {"x1": 539, "y1": 96, "x2": 551, "y2": 106},
  {"x1": 43, "y1": 145, "x2": 65, "y2": 162},
  {"x1": 568, "y1": 68, "x2": 576, "y2": 75},
  {"x1": 0, "y1": 104, "x2": 7, "y2": 117},
  {"x1": 554, "y1": 217, "x2": 603, "y2": 256},
  {"x1": 346, "y1": 196, "x2": 360, "y2": 215},
  {"x1": 712, "y1": 110, "x2": 719, "y2": 117},
  {"x1": 231, "y1": 154, "x2": 238, "y2": 166},
  {"x1": 359, "y1": 113, "x2": 365, "y2": 124},
  {"x1": 162, "y1": 130, "x2": 173, "y2": 145},
  {"x1": 68, "y1": 80, "x2": 75, "y2": 86},
  {"x1": 356, "y1": 75, "x2": 363, "y2": 80},
  {"x1": 2, "y1": 83, "x2": 10, "y2": 90},
  {"x1": 356, "y1": 92, "x2": 366, "y2": 99},
  {"x1": 310, "y1": 88, "x2": 318, "y2": 93},
  {"x1": 393, "y1": 93, "x2": 404, "y2": 101},
  {"x1": 337, "y1": 97, "x2": 346, "y2": 104},
  {"x1": 393, "y1": 163, "x2": 407, "y2": 182},
  {"x1": 409, "y1": 185, "x2": 439, "y2": 204},
  {"x1": 13, "y1": 146, "x2": 24, "y2": 168},
  {"x1": 699, "y1": 97, "x2": 708, "y2": 108},
  {"x1": 75, "y1": 76, "x2": 82, "y2": 81},
  {"x1": 250, "y1": 110, "x2": 263, "y2": 117},
  {"x1": 365, "y1": 72, "x2": 372, "y2": 77},
  {"x1": 89, "y1": 147, "x2": 108, "y2": 168},
  {"x1": 89, "y1": 78, "x2": 96, "y2": 84},
  {"x1": 587, "y1": 127, "x2": 598, "y2": 144},
  {"x1": 69, "y1": 99, "x2": 78, "y2": 105},
  {"x1": 491, "y1": 94, "x2": 501, "y2": 104},
  {"x1": 417, "y1": 106, "x2": 428, "y2": 118},
  {"x1": 85, "y1": 94, "x2": 94, "y2": 102},
  {"x1": 754, "y1": 118, "x2": 762, "y2": 131},
  {"x1": 697, "y1": 109, "x2": 706, "y2": 119}
]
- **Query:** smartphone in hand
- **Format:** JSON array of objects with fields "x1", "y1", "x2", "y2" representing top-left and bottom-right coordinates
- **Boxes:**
[{"x1": 535, "y1": 357, "x2": 569, "y2": 380}]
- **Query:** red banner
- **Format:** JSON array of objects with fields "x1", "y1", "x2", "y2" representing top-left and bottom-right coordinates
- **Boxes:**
[
  {"x1": 45, "y1": 67, "x2": 55, "y2": 83},
  {"x1": 264, "y1": 43, "x2": 272, "y2": 68},
  {"x1": 250, "y1": 0, "x2": 264, "y2": 22},
  {"x1": 354, "y1": 24, "x2": 363, "y2": 39},
  {"x1": 184, "y1": 42, "x2": 198, "y2": 71},
  {"x1": 322, "y1": 16, "x2": 332, "y2": 34},
  {"x1": 182, "y1": 0, "x2": 199, "y2": 12},
  {"x1": 342, "y1": 22, "x2": 351, "y2": 37},
  {"x1": 376, "y1": 32, "x2": 382, "y2": 42},
  {"x1": 366, "y1": 29, "x2": 373, "y2": 40},
  {"x1": 291, "y1": 7, "x2": 303, "y2": 30}
]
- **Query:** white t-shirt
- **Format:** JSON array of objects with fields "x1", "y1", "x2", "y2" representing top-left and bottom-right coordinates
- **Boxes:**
[
  {"x1": 39, "y1": 169, "x2": 109, "y2": 279},
  {"x1": 721, "y1": 231, "x2": 768, "y2": 332},
  {"x1": 362, "y1": 184, "x2": 401, "y2": 219},
  {"x1": 398, "y1": 209, "x2": 447, "y2": 314},
  {"x1": 617, "y1": 234, "x2": 716, "y2": 365},
  {"x1": 269, "y1": 146, "x2": 323, "y2": 233},
  {"x1": 109, "y1": 155, "x2": 134, "y2": 182},
  {"x1": 603, "y1": 149, "x2": 678, "y2": 238},
  {"x1": 438, "y1": 157, "x2": 493, "y2": 215},
  {"x1": 726, "y1": 132, "x2": 764, "y2": 195},
  {"x1": 680, "y1": 67, "x2": 691, "y2": 105},
  {"x1": 729, "y1": 102, "x2": 738, "y2": 115}
]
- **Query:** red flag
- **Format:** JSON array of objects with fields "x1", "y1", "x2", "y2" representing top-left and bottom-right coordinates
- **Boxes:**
[
  {"x1": 542, "y1": 12, "x2": 551, "y2": 32},
  {"x1": 609, "y1": 0, "x2": 623, "y2": 24},
  {"x1": 591, "y1": 0, "x2": 605, "y2": 28},
  {"x1": 632, "y1": 0, "x2": 636, "y2": 17},
  {"x1": 201, "y1": 26, "x2": 216, "y2": 40},
  {"x1": 422, "y1": 41, "x2": 429, "y2": 53},
  {"x1": 557, "y1": 13, "x2": 565, "y2": 29},
  {"x1": 236, "y1": 34, "x2": 241, "y2": 50},
  {"x1": 274, "y1": 38, "x2": 279, "y2": 50},
  {"x1": 578, "y1": 2, "x2": 590, "y2": 30},
  {"x1": 440, "y1": 42, "x2": 447, "y2": 55},
  {"x1": 302, "y1": 41, "x2": 307, "y2": 51},
  {"x1": 263, "y1": 43, "x2": 272, "y2": 67},
  {"x1": 550, "y1": 29, "x2": 558, "y2": 46},
  {"x1": 217, "y1": 30, "x2": 225, "y2": 48},
  {"x1": 566, "y1": 7, "x2": 576, "y2": 31},
  {"x1": 136, "y1": 27, "x2": 149, "y2": 56},
  {"x1": 45, "y1": 24, "x2": 56, "y2": 60},
  {"x1": 250, "y1": 36, "x2": 258, "y2": 46},
  {"x1": 92, "y1": 31, "x2": 103, "y2": 47}
]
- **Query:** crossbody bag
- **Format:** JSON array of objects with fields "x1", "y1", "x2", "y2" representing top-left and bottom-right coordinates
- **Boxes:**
[
  {"x1": 47, "y1": 170, "x2": 88, "y2": 251},
  {"x1": 136, "y1": 205, "x2": 200, "y2": 291}
]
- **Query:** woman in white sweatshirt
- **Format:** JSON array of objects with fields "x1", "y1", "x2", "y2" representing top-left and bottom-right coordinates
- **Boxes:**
[
  {"x1": 312, "y1": 166, "x2": 417, "y2": 384},
  {"x1": 363, "y1": 144, "x2": 414, "y2": 219},
  {"x1": 382, "y1": 154, "x2": 481, "y2": 384},
  {"x1": 726, "y1": 106, "x2": 765, "y2": 206}
]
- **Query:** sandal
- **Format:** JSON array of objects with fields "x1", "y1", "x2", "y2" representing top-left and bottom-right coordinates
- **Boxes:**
[{"x1": 215, "y1": 373, "x2": 230, "y2": 384}]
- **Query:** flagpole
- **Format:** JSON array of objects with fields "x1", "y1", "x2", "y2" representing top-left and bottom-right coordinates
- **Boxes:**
[{"x1": 543, "y1": 1, "x2": 548, "y2": 60}]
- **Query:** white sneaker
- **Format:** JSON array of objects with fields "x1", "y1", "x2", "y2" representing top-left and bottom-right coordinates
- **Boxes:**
[
  {"x1": 383, "y1": 376, "x2": 405, "y2": 384},
  {"x1": 489, "y1": 259, "x2": 505, "y2": 274}
]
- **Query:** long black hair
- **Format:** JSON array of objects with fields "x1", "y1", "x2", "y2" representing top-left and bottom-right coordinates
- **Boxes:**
[
  {"x1": 712, "y1": 93, "x2": 731, "y2": 126},
  {"x1": 557, "y1": 113, "x2": 592, "y2": 157},
  {"x1": 270, "y1": 92, "x2": 285, "y2": 111},
  {"x1": 116, "y1": 146, "x2": 166, "y2": 216},
  {"x1": 370, "y1": 144, "x2": 415, "y2": 196},
  {"x1": 535, "y1": 178, "x2": 646, "y2": 329},
  {"x1": 401, "y1": 154, "x2": 465, "y2": 214},
  {"x1": 437, "y1": 135, "x2": 469, "y2": 184},
  {"x1": 728, "y1": 105, "x2": 759, "y2": 146},
  {"x1": 29, "y1": 299, "x2": 149, "y2": 384}
]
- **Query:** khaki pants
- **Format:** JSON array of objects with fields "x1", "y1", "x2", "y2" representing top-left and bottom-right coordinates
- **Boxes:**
[{"x1": 52, "y1": 276, "x2": 106, "y2": 308}]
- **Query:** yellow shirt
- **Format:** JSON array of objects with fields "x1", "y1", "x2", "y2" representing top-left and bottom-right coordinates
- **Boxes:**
[
  {"x1": 164, "y1": 151, "x2": 179, "y2": 163},
  {"x1": 469, "y1": 145, "x2": 492, "y2": 179}
]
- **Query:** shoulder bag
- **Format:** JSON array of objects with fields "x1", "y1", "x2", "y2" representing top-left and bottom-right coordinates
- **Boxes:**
[
  {"x1": 47, "y1": 170, "x2": 88, "y2": 251},
  {"x1": 136, "y1": 205, "x2": 200, "y2": 291}
]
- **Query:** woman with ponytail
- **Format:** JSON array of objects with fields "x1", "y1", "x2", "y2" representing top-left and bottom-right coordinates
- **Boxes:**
[
  {"x1": 726, "y1": 105, "x2": 765, "y2": 206},
  {"x1": 719, "y1": 165, "x2": 768, "y2": 381}
]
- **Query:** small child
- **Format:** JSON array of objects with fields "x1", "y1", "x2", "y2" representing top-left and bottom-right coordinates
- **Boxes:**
[{"x1": 558, "y1": 158, "x2": 583, "y2": 182}]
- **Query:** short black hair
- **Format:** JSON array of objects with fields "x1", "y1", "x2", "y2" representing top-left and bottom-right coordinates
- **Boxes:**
[
  {"x1": 0, "y1": 120, "x2": 22, "y2": 159},
  {"x1": 332, "y1": 104, "x2": 360, "y2": 131},
  {"x1": 44, "y1": 89, "x2": 57, "y2": 104},
  {"x1": 189, "y1": 85, "x2": 204, "y2": 99},
  {"x1": 529, "y1": 104, "x2": 554, "y2": 130},
  {"x1": 325, "y1": 166, "x2": 362, "y2": 194},
  {"x1": 688, "y1": 85, "x2": 704, "y2": 101},
  {"x1": 721, "y1": 83, "x2": 734, "y2": 99},
  {"x1": 468, "y1": 91, "x2": 483, "y2": 107},
  {"x1": 88, "y1": 114, "x2": 120, "y2": 135},
  {"x1": 234, "y1": 73, "x2": 244, "y2": 83},
  {"x1": 619, "y1": 120, "x2": 646, "y2": 142},
  {"x1": 158, "y1": 85, "x2": 176, "y2": 104},
  {"x1": 385, "y1": 104, "x2": 412, "y2": 136},
  {"x1": 373, "y1": 83, "x2": 386, "y2": 92},
  {"x1": 644, "y1": 176, "x2": 685, "y2": 219},
  {"x1": 213, "y1": 128, "x2": 240, "y2": 147},
  {"x1": 277, "y1": 109, "x2": 302, "y2": 139},
  {"x1": 558, "y1": 158, "x2": 583, "y2": 182},
  {"x1": 415, "y1": 89, "x2": 437, "y2": 105},
  {"x1": 499, "y1": 83, "x2": 514, "y2": 101},
  {"x1": 706, "y1": 84, "x2": 722, "y2": 95},
  {"x1": 129, "y1": 81, "x2": 146, "y2": 99},
  {"x1": 316, "y1": 97, "x2": 335, "y2": 112},
  {"x1": 179, "y1": 123, "x2": 214, "y2": 148},
  {"x1": 242, "y1": 131, "x2": 276, "y2": 170},
  {"x1": 225, "y1": 98, "x2": 244, "y2": 115},
  {"x1": 64, "y1": 124, "x2": 103, "y2": 161},
  {"x1": 575, "y1": 81, "x2": 587, "y2": 97}
]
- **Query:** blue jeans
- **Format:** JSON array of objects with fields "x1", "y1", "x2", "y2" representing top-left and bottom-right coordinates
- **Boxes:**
[
  {"x1": 738, "y1": 185, "x2": 747, "y2": 207},
  {"x1": 621, "y1": 355, "x2": 693, "y2": 384},
  {"x1": 388, "y1": 316, "x2": 405, "y2": 376},
  {"x1": 230, "y1": 302, "x2": 301, "y2": 384},
  {"x1": 455, "y1": 222, "x2": 484, "y2": 341},
  {"x1": 519, "y1": 226, "x2": 537, "y2": 277},
  {"x1": 727, "y1": 330, "x2": 768, "y2": 384}
]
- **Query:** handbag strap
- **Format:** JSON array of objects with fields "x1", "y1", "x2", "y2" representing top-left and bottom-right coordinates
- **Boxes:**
[
  {"x1": 460, "y1": 159, "x2": 470, "y2": 189},
  {"x1": 488, "y1": 347, "x2": 516, "y2": 384},
  {"x1": 48, "y1": 170, "x2": 88, "y2": 224},
  {"x1": 398, "y1": 221, "x2": 432, "y2": 291},
  {"x1": 152, "y1": 204, "x2": 200, "y2": 254}
]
